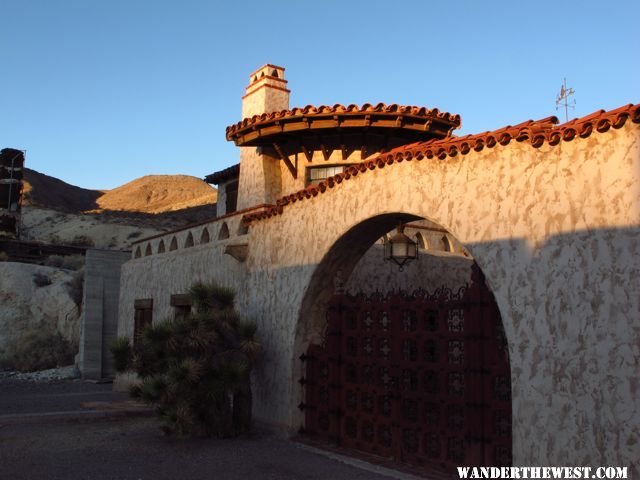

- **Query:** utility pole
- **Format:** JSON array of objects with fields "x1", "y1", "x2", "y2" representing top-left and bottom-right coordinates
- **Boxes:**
[{"x1": 555, "y1": 78, "x2": 576, "y2": 123}]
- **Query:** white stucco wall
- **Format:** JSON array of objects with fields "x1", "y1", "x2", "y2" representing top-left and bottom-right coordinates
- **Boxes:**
[
  {"x1": 118, "y1": 120, "x2": 639, "y2": 472},
  {"x1": 241, "y1": 121, "x2": 639, "y2": 470}
]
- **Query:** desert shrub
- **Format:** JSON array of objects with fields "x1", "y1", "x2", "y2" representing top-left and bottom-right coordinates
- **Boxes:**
[
  {"x1": 4, "y1": 330, "x2": 76, "y2": 372},
  {"x1": 111, "y1": 282, "x2": 261, "y2": 438},
  {"x1": 189, "y1": 281, "x2": 235, "y2": 312},
  {"x1": 66, "y1": 268, "x2": 84, "y2": 309},
  {"x1": 44, "y1": 255, "x2": 65, "y2": 268},
  {"x1": 45, "y1": 254, "x2": 84, "y2": 270},
  {"x1": 0, "y1": 251, "x2": 8, "y2": 262},
  {"x1": 110, "y1": 337, "x2": 132, "y2": 373},
  {"x1": 61, "y1": 254, "x2": 85, "y2": 270},
  {"x1": 49, "y1": 235, "x2": 62, "y2": 245},
  {"x1": 70, "y1": 235, "x2": 94, "y2": 247},
  {"x1": 33, "y1": 272, "x2": 52, "y2": 287}
]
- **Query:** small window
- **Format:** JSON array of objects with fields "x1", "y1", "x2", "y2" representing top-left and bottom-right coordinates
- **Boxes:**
[
  {"x1": 169, "y1": 237, "x2": 178, "y2": 251},
  {"x1": 225, "y1": 180, "x2": 239, "y2": 214},
  {"x1": 271, "y1": 69, "x2": 278, "y2": 77},
  {"x1": 157, "y1": 240, "x2": 166, "y2": 253},
  {"x1": 134, "y1": 246, "x2": 141, "y2": 258},
  {"x1": 144, "y1": 244, "x2": 152, "y2": 256},
  {"x1": 415, "y1": 233, "x2": 426, "y2": 250},
  {"x1": 307, "y1": 165, "x2": 347, "y2": 186},
  {"x1": 133, "y1": 299, "x2": 153, "y2": 345}
]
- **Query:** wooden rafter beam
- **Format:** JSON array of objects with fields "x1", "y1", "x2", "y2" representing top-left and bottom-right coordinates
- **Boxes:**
[
  {"x1": 300, "y1": 145, "x2": 313, "y2": 162},
  {"x1": 272, "y1": 142, "x2": 297, "y2": 179}
]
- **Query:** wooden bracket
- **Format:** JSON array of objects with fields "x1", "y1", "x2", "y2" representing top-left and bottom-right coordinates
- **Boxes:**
[{"x1": 273, "y1": 142, "x2": 297, "y2": 179}]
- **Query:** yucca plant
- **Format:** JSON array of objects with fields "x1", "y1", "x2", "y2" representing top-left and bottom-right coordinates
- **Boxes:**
[{"x1": 110, "y1": 282, "x2": 261, "y2": 437}]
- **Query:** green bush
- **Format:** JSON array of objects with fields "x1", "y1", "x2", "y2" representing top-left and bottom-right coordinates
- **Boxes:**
[
  {"x1": 112, "y1": 282, "x2": 261, "y2": 438},
  {"x1": 2, "y1": 330, "x2": 76, "y2": 372}
]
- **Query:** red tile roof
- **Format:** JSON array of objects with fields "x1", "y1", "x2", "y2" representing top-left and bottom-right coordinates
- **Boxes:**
[
  {"x1": 242, "y1": 103, "x2": 640, "y2": 224},
  {"x1": 226, "y1": 103, "x2": 462, "y2": 144}
]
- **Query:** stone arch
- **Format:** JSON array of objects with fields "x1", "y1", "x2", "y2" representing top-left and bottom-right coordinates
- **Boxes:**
[
  {"x1": 292, "y1": 212, "x2": 512, "y2": 471},
  {"x1": 169, "y1": 236, "x2": 178, "y2": 251},
  {"x1": 134, "y1": 246, "x2": 141, "y2": 258},
  {"x1": 441, "y1": 234, "x2": 452, "y2": 252},
  {"x1": 294, "y1": 213, "x2": 421, "y2": 356},
  {"x1": 218, "y1": 222, "x2": 230, "y2": 240},
  {"x1": 157, "y1": 239, "x2": 165, "y2": 253},
  {"x1": 415, "y1": 231, "x2": 426, "y2": 250},
  {"x1": 184, "y1": 232, "x2": 194, "y2": 248},
  {"x1": 144, "y1": 243, "x2": 152, "y2": 256},
  {"x1": 200, "y1": 227, "x2": 210, "y2": 244}
]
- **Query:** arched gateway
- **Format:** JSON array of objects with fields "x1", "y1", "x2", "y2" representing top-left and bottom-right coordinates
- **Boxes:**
[
  {"x1": 298, "y1": 215, "x2": 512, "y2": 473},
  {"x1": 115, "y1": 64, "x2": 640, "y2": 477}
]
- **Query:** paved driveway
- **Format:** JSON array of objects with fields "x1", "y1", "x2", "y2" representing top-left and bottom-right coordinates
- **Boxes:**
[{"x1": 0, "y1": 378, "x2": 421, "y2": 480}]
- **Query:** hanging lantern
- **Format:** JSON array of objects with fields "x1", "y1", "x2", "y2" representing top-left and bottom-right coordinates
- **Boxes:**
[{"x1": 384, "y1": 223, "x2": 418, "y2": 271}]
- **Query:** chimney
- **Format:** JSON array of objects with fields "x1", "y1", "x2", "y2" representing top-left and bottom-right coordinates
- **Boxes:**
[
  {"x1": 241, "y1": 64, "x2": 289, "y2": 119},
  {"x1": 236, "y1": 65, "x2": 289, "y2": 210}
]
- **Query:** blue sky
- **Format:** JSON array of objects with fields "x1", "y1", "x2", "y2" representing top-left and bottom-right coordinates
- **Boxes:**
[{"x1": 2, "y1": 1, "x2": 638, "y2": 190}]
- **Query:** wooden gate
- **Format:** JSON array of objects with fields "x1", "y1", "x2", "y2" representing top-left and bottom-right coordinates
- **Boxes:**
[{"x1": 301, "y1": 267, "x2": 512, "y2": 474}]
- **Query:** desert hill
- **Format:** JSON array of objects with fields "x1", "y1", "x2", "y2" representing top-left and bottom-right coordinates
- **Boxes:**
[
  {"x1": 96, "y1": 175, "x2": 217, "y2": 214},
  {"x1": 19, "y1": 169, "x2": 218, "y2": 248},
  {"x1": 23, "y1": 169, "x2": 217, "y2": 215},
  {"x1": 22, "y1": 169, "x2": 102, "y2": 213}
]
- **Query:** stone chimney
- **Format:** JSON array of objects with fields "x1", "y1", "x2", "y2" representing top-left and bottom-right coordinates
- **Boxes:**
[
  {"x1": 241, "y1": 65, "x2": 289, "y2": 119},
  {"x1": 236, "y1": 65, "x2": 290, "y2": 210}
]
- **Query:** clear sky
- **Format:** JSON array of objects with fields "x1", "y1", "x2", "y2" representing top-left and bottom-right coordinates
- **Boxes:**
[{"x1": 2, "y1": 0, "x2": 638, "y2": 190}]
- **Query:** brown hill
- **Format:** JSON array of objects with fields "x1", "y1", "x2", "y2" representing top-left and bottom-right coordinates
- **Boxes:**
[
  {"x1": 22, "y1": 169, "x2": 217, "y2": 215},
  {"x1": 23, "y1": 168, "x2": 102, "y2": 213},
  {"x1": 96, "y1": 175, "x2": 217, "y2": 214}
]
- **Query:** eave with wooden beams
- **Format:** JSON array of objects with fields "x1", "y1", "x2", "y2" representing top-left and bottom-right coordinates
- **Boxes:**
[{"x1": 225, "y1": 103, "x2": 462, "y2": 178}]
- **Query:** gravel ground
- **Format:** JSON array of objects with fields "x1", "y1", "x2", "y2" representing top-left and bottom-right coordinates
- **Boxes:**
[{"x1": 0, "y1": 376, "x2": 417, "y2": 480}]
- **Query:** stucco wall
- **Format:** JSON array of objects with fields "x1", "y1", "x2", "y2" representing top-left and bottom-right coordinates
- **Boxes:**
[
  {"x1": 241, "y1": 121, "x2": 639, "y2": 470},
  {"x1": 118, "y1": 121, "x2": 639, "y2": 472}
]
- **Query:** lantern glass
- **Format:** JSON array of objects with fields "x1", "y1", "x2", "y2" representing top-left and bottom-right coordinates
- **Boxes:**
[{"x1": 384, "y1": 223, "x2": 418, "y2": 271}]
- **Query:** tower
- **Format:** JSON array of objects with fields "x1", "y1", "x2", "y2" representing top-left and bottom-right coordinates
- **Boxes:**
[{"x1": 236, "y1": 65, "x2": 290, "y2": 210}]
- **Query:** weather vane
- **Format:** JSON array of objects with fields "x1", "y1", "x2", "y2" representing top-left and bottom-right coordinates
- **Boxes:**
[{"x1": 555, "y1": 77, "x2": 576, "y2": 123}]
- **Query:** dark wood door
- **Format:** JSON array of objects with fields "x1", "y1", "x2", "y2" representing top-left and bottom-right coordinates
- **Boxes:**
[{"x1": 303, "y1": 266, "x2": 512, "y2": 474}]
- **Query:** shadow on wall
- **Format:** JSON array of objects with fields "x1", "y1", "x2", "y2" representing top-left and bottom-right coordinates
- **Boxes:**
[{"x1": 290, "y1": 224, "x2": 639, "y2": 469}]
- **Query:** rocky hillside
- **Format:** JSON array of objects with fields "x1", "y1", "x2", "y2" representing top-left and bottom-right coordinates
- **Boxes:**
[
  {"x1": 96, "y1": 175, "x2": 217, "y2": 214},
  {"x1": 23, "y1": 168, "x2": 217, "y2": 215},
  {"x1": 20, "y1": 169, "x2": 218, "y2": 248},
  {"x1": 1, "y1": 169, "x2": 219, "y2": 371}
]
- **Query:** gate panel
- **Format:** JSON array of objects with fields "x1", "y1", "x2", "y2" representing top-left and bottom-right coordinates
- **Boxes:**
[{"x1": 303, "y1": 267, "x2": 512, "y2": 474}]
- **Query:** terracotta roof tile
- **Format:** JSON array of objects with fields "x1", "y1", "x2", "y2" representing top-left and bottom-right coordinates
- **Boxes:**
[
  {"x1": 226, "y1": 103, "x2": 462, "y2": 141},
  {"x1": 242, "y1": 103, "x2": 639, "y2": 224}
]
